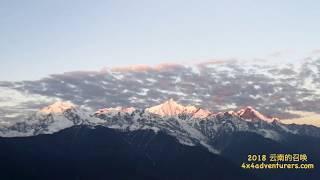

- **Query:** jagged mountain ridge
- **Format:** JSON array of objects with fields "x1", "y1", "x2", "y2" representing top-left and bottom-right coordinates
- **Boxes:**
[
  {"x1": 1, "y1": 99, "x2": 320, "y2": 153},
  {"x1": 0, "y1": 101, "x2": 104, "y2": 137},
  {"x1": 145, "y1": 98, "x2": 212, "y2": 118}
]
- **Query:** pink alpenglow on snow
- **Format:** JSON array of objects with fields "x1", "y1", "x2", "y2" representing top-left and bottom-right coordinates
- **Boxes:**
[
  {"x1": 236, "y1": 106, "x2": 278, "y2": 123},
  {"x1": 40, "y1": 101, "x2": 75, "y2": 114},
  {"x1": 42, "y1": 100, "x2": 279, "y2": 123},
  {"x1": 146, "y1": 99, "x2": 212, "y2": 118}
]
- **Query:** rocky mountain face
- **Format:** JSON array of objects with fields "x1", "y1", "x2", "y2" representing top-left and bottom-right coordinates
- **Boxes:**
[
  {"x1": 1, "y1": 122, "x2": 319, "y2": 180},
  {"x1": 0, "y1": 101, "x2": 104, "y2": 137},
  {"x1": 1, "y1": 58, "x2": 319, "y2": 180},
  {"x1": 0, "y1": 99, "x2": 319, "y2": 180},
  {"x1": 145, "y1": 98, "x2": 212, "y2": 118},
  {"x1": 237, "y1": 106, "x2": 278, "y2": 122},
  {"x1": 1, "y1": 99, "x2": 319, "y2": 153}
]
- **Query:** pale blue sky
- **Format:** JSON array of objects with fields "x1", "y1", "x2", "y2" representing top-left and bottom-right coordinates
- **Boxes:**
[{"x1": 0, "y1": 0, "x2": 319, "y2": 80}]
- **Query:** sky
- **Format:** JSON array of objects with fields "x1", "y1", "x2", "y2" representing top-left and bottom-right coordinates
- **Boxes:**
[{"x1": 0, "y1": 0, "x2": 320, "y2": 81}]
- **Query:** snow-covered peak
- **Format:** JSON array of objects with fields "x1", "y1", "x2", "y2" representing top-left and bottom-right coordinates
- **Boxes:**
[
  {"x1": 2, "y1": 100, "x2": 319, "y2": 155},
  {"x1": 237, "y1": 106, "x2": 276, "y2": 123},
  {"x1": 146, "y1": 99, "x2": 211, "y2": 118},
  {"x1": 146, "y1": 99, "x2": 195, "y2": 116},
  {"x1": 192, "y1": 109, "x2": 212, "y2": 118},
  {"x1": 225, "y1": 111, "x2": 238, "y2": 116},
  {"x1": 39, "y1": 101, "x2": 75, "y2": 114}
]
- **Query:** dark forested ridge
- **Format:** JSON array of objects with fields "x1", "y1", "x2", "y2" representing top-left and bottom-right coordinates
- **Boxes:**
[{"x1": 0, "y1": 126, "x2": 257, "y2": 180}]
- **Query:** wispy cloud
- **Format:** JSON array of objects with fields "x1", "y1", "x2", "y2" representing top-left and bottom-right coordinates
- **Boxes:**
[{"x1": 310, "y1": 48, "x2": 320, "y2": 55}]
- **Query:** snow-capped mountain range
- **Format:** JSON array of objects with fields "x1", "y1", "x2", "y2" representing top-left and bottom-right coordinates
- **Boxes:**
[{"x1": 1, "y1": 99, "x2": 319, "y2": 153}]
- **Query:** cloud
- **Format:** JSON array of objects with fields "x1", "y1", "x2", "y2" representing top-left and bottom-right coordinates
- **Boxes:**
[
  {"x1": 1, "y1": 57, "x2": 320, "y2": 124},
  {"x1": 310, "y1": 49, "x2": 320, "y2": 55},
  {"x1": 106, "y1": 63, "x2": 185, "y2": 73}
]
